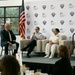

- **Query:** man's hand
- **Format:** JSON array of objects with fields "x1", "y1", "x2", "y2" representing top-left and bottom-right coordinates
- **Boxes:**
[
  {"x1": 32, "y1": 33, "x2": 35, "y2": 38},
  {"x1": 7, "y1": 42, "x2": 12, "y2": 45}
]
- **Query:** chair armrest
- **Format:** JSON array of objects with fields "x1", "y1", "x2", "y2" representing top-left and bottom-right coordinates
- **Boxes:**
[
  {"x1": 36, "y1": 40, "x2": 42, "y2": 52},
  {"x1": 20, "y1": 39, "x2": 31, "y2": 50},
  {"x1": 41, "y1": 40, "x2": 49, "y2": 52},
  {"x1": 59, "y1": 40, "x2": 72, "y2": 46}
]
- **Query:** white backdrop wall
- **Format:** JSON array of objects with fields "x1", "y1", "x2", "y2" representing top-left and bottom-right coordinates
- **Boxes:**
[{"x1": 25, "y1": 0, "x2": 75, "y2": 39}]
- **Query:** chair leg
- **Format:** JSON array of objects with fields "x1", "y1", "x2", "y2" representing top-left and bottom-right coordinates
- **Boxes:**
[
  {"x1": 1, "y1": 47, "x2": 3, "y2": 55},
  {"x1": 1, "y1": 50, "x2": 3, "y2": 55},
  {"x1": 22, "y1": 51, "x2": 23, "y2": 56}
]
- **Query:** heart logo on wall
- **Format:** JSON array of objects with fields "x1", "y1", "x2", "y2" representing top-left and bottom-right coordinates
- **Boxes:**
[
  {"x1": 26, "y1": 6, "x2": 30, "y2": 10},
  {"x1": 60, "y1": 20, "x2": 64, "y2": 25},
  {"x1": 27, "y1": 36, "x2": 30, "y2": 39},
  {"x1": 42, "y1": 5, "x2": 46, "y2": 9},
  {"x1": 27, "y1": 21, "x2": 30, "y2": 25},
  {"x1": 43, "y1": 21, "x2": 47, "y2": 25},
  {"x1": 60, "y1": 4, "x2": 64, "y2": 9},
  {"x1": 70, "y1": 12, "x2": 74, "y2": 16},
  {"x1": 34, "y1": 13, "x2": 38, "y2": 17},
  {"x1": 51, "y1": 12, "x2": 56, "y2": 17},
  {"x1": 70, "y1": 28, "x2": 74, "y2": 33}
]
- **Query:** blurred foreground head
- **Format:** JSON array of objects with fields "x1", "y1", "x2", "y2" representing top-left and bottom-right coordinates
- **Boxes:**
[
  {"x1": 0, "y1": 55, "x2": 20, "y2": 75},
  {"x1": 58, "y1": 45, "x2": 70, "y2": 58}
]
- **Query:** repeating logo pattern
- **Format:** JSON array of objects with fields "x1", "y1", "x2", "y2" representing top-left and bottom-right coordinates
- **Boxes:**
[
  {"x1": 69, "y1": 4, "x2": 74, "y2": 8},
  {"x1": 43, "y1": 21, "x2": 47, "y2": 25},
  {"x1": 26, "y1": 14, "x2": 30, "y2": 18},
  {"x1": 50, "y1": 5, "x2": 55, "y2": 9},
  {"x1": 70, "y1": 28, "x2": 74, "y2": 33},
  {"x1": 51, "y1": 21, "x2": 55, "y2": 25},
  {"x1": 42, "y1": 5, "x2": 46, "y2": 9},
  {"x1": 69, "y1": 20, "x2": 74, "y2": 25},
  {"x1": 60, "y1": 4, "x2": 64, "y2": 9},
  {"x1": 27, "y1": 36, "x2": 30, "y2": 39},
  {"x1": 34, "y1": 21, "x2": 38, "y2": 25},
  {"x1": 60, "y1": 28, "x2": 65, "y2": 33},
  {"x1": 34, "y1": 13, "x2": 38, "y2": 17},
  {"x1": 26, "y1": 6, "x2": 30, "y2": 10},
  {"x1": 60, "y1": 12, "x2": 65, "y2": 17},
  {"x1": 34, "y1": 6, "x2": 38, "y2": 10},
  {"x1": 60, "y1": 20, "x2": 64, "y2": 25},
  {"x1": 70, "y1": 12, "x2": 74, "y2": 16},
  {"x1": 27, "y1": 21, "x2": 30, "y2": 25},
  {"x1": 25, "y1": 2, "x2": 75, "y2": 38},
  {"x1": 51, "y1": 12, "x2": 56, "y2": 17},
  {"x1": 42, "y1": 28, "x2": 46, "y2": 33}
]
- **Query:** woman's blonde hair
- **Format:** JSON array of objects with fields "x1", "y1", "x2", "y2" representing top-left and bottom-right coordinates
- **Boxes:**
[{"x1": 58, "y1": 45, "x2": 70, "y2": 58}]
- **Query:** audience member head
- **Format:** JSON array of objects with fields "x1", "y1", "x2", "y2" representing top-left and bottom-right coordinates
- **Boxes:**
[
  {"x1": 53, "y1": 28, "x2": 60, "y2": 35},
  {"x1": 58, "y1": 45, "x2": 70, "y2": 59},
  {"x1": 35, "y1": 26, "x2": 40, "y2": 33},
  {"x1": 0, "y1": 55, "x2": 20, "y2": 75},
  {"x1": 5, "y1": 23, "x2": 10, "y2": 31}
]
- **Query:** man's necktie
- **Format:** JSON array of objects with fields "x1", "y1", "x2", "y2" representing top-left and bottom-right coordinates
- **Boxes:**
[{"x1": 8, "y1": 31, "x2": 12, "y2": 41}]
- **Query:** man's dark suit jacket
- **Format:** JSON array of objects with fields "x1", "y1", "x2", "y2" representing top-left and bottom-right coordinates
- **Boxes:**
[
  {"x1": 1, "y1": 29, "x2": 16, "y2": 46},
  {"x1": 52, "y1": 58, "x2": 72, "y2": 75}
]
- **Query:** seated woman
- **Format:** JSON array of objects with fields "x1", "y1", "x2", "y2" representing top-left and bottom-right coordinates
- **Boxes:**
[
  {"x1": 0, "y1": 55, "x2": 20, "y2": 75},
  {"x1": 52, "y1": 45, "x2": 72, "y2": 75},
  {"x1": 44, "y1": 28, "x2": 60, "y2": 58}
]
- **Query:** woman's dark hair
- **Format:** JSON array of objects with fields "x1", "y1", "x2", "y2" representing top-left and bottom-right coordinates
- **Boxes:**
[
  {"x1": 36, "y1": 26, "x2": 40, "y2": 30},
  {"x1": 55, "y1": 28, "x2": 60, "y2": 33},
  {"x1": 0, "y1": 55, "x2": 20, "y2": 75},
  {"x1": 58, "y1": 45, "x2": 70, "y2": 58}
]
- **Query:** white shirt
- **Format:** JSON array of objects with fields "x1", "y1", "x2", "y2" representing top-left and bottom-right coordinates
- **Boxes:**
[
  {"x1": 31, "y1": 32, "x2": 43, "y2": 40},
  {"x1": 49, "y1": 34, "x2": 60, "y2": 43}
]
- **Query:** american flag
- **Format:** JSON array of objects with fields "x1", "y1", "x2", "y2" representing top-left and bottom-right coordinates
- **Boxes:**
[{"x1": 19, "y1": 0, "x2": 26, "y2": 39}]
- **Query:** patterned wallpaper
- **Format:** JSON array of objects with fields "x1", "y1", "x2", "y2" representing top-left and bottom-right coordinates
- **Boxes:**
[{"x1": 24, "y1": 0, "x2": 75, "y2": 40}]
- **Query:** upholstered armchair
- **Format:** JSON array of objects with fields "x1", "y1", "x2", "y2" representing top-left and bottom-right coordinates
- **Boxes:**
[
  {"x1": 20, "y1": 39, "x2": 42, "y2": 55},
  {"x1": 41, "y1": 35, "x2": 67, "y2": 53}
]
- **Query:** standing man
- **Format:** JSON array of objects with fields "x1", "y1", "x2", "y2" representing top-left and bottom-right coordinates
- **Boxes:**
[
  {"x1": 21, "y1": 27, "x2": 44, "y2": 58},
  {"x1": 1, "y1": 23, "x2": 19, "y2": 55}
]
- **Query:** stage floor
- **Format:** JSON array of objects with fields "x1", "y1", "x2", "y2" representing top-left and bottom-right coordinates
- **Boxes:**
[
  {"x1": 0, "y1": 53, "x2": 75, "y2": 66},
  {"x1": 22, "y1": 55, "x2": 75, "y2": 66}
]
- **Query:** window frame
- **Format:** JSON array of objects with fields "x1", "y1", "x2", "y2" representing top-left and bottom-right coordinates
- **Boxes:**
[{"x1": 0, "y1": 6, "x2": 21, "y2": 35}]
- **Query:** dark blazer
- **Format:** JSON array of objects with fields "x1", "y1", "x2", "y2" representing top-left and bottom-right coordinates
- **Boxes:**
[
  {"x1": 1, "y1": 29, "x2": 16, "y2": 46},
  {"x1": 52, "y1": 58, "x2": 72, "y2": 75}
]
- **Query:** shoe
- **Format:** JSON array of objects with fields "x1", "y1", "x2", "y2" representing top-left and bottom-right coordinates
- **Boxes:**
[
  {"x1": 26, "y1": 54, "x2": 31, "y2": 58},
  {"x1": 21, "y1": 48, "x2": 27, "y2": 51},
  {"x1": 44, "y1": 55, "x2": 49, "y2": 58},
  {"x1": 49, "y1": 55, "x2": 53, "y2": 59}
]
